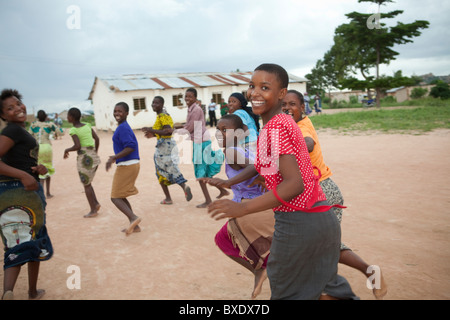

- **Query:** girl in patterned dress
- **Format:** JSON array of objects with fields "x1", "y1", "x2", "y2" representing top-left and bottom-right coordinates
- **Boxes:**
[
  {"x1": 207, "y1": 64, "x2": 357, "y2": 300},
  {"x1": 143, "y1": 96, "x2": 192, "y2": 205},
  {"x1": 64, "y1": 107, "x2": 101, "y2": 218}
]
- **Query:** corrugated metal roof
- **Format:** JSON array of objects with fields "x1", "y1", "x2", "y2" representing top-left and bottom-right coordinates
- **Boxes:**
[{"x1": 95, "y1": 71, "x2": 308, "y2": 93}]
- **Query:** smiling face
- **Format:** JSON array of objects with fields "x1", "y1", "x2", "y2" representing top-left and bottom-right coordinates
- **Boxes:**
[
  {"x1": 246, "y1": 70, "x2": 287, "y2": 123},
  {"x1": 152, "y1": 97, "x2": 164, "y2": 113},
  {"x1": 184, "y1": 91, "x2": 197, "y2": 107},
  {"x1": 113, "y1": 104, "x2": 128, "y2": 124},
  {"x1": 282, "y1": 92, "x2": 305, "y2": 123},
  {"x1": 0, "y1": 96, "x2": 27, "y2": 125}
]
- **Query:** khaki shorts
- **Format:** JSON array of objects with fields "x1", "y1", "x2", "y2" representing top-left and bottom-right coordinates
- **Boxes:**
[{"x1": 111, "y1": 163, "x2": 140, "y2": 198}]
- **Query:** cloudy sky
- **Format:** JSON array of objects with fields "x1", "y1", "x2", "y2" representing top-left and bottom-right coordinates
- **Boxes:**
[{"x1": 1, "y1": 0, "x2": 449, "y2": 113}]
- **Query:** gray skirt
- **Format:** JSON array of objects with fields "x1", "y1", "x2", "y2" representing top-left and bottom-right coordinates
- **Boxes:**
[{"x1": 267, "y1": 202, "x2": 358, "y2": 300}]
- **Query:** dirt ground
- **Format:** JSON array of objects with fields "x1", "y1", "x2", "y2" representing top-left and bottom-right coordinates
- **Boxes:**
[{"x1": 1, "y1": 119, "x2": 450, "y2": 300}]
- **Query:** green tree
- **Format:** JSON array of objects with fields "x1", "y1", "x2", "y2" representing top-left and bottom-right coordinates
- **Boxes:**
[
  {"x1": 430, "y1": 80, "x2": 450, "y2": 100},
  {"x1": 330, "y1": 0, "x2": 429, "y2": 107}
]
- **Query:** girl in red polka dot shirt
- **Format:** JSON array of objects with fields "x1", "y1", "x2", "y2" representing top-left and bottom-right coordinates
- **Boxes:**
[{"x1": 208, "y1": 64, "x2": 357, "y2": 300}]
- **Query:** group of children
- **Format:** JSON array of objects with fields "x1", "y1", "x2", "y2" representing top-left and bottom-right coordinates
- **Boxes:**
[{"x1": 0, "y1": 63, "x2": 386, "y2": 300}]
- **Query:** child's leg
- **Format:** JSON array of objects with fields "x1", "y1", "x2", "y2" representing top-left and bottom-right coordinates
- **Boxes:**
[
  {"x1": 196, "y1": 180, "x2": 212, "y2": 208},
  {"x1": 159, "y1": 183, "x2": 172, "y2": 204},
  {"x1": 27, "y1": 261, "x2": 45, "y2": 299},
  {"x1": 45, "y1": 177, "x2": 53, "y2": 198},
  {"x1": 84, "y1": 184, "x2": 100, "y2": 217},
  {"x1": 216, "y1": 186, "x2": 230, "y2": 199},
  {"x1": 3, "y1": 265, "x2": 21, "y2": 298},
  {"x1": 340, "y1": 250, "x2": 387, "y2": 299},
  {"x1": 111, "y1": 198, "x2": 141, "y2": 234}
]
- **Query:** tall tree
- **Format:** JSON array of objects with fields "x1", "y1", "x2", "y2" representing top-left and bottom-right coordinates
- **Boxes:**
[{"x1": 331, "y1": 0, "x2": 429, "y2": 107}]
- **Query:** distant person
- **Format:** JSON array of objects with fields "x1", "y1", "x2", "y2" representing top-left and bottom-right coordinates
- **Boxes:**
[
  {"x1": 30, "y1": 110, "x2": 57, "y2": 198},
  {"x1": 64, "y1": 107, "x2": 101, "y2": 218},
  {"x1": 220, "y1": 98, "x2": 229, "y2": 117},
  {"x1": 106, "y1": 102, "x2": 142, "y2": 235},
  {"x1": 0, "y1": 88, "x2": 53, "y2": 300},
  {"x1": 208, "y1": 99, "x2": 218, "y2": 127},
  {"x1": 143, "y1": 96, "x2": 192, "y2": 205},
  {"x1": 304, "y1": 92, "x2": 312, "y2": 115},
  {"x1": 53, "y1": 113, "x2": 64, "y2": 139},
  {"x1": 314, "y1": 93, "x2": 322, "y2": 114}
]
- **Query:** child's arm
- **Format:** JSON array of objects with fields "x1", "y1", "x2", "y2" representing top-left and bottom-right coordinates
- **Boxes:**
[
  {"x1": 106, "y1": 147, "x2": 134, "y2": 171},
  {"x1": 208, "y1": 154, "x2": 304, "y2": 220},
  {"x1": 92, "y1": 129, "x2": 100, "y2": 152},
  {"x1": 304, "y1": 137, "x2": 314, "y2": 153},
  {"x1": 63, "y1": 134, "x2": 81, "y2": 158}
]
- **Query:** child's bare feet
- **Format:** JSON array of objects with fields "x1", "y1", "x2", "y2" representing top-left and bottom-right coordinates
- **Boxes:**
[
  {"x1": 84, "y1": 211, "x2": 98, "y2": 218},
  {"x1": 196, "y1": 202, "x2": 210, "y2": 208},
  {"x1": 122, "y1": 225, "x2": 141, "y2": 233},
  {"x1": 252, "y1": 268, "x2": 268, "y2": 299},
  {"x1": 29, "y1": 289, "x2": 45, "y2": 300},
  {"x1": 216, "y1": 188, "x2": 230, "y2": 199},
  {"x1": 125, "y1": 217, "x2": 142, "y2": 235}
]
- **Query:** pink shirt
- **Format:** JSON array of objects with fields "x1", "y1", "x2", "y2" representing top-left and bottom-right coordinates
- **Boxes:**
[
  {"x1": 255, "y1": 113, "x2": 326, "y2": 212},
  {"x1": 183, "y1": 103, "x2": 210, "y2": 143}
]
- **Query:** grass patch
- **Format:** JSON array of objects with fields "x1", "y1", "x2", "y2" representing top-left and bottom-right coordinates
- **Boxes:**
[{"x1": 311, "y1": 105, "x2": 450, "y2": 133}]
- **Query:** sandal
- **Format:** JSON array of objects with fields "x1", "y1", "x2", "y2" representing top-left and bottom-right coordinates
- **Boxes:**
[
  {"x1": 184, "y1": 186, "x2": 193, "y2": 202},
  {"x1": 160, "y1": 199, "x2": 173, "y2": 205}
]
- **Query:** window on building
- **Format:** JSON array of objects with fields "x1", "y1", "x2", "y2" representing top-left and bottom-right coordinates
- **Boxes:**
[
  {"x1": 212, "y1": 93, "x2": 222, "y2": 104},
  {"x1": 133, "y1": 97, "x2": 146, "y2": 111},
  {"x1": 172, "y1": 94, "x2": 183, "y2": 107}
]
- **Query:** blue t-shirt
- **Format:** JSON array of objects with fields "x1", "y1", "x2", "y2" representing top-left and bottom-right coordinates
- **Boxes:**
[
  {"x1": 112, "y1": 121, "x2": 139, "y2": 163},
  {"x1": 233, "y1": 109, "x2": 258, "y2": 144}
]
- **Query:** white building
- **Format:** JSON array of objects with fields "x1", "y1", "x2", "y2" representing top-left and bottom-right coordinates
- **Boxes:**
[{"x1": 88, "y1": 71, "x2": 308, "y2": 131}]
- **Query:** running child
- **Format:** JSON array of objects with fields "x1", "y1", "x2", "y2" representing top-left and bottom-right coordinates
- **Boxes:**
[
  {"x1": 282, "y1": 89, "x2": 387, "y2": 299},
  {"x1": 207, "y1": 64, "x2": 358, "y2": 300},
  {"x1": 199, "y1": 114, "x2": 273, "y2": 299},
  {"x1": 105, "y1": 102, "x2": 142, "y2": 235},
  {"x1": 175, "y1": 88, "x2": 228, "y2": 208},
  {"x1": 143, "y1": 96, "x2": 192, "y2": 205}
]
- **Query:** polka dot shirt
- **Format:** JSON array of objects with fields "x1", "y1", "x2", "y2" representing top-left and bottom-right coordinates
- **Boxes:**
[{"x1": 255, "y1": 113, "x2": 326, "y2": 212}]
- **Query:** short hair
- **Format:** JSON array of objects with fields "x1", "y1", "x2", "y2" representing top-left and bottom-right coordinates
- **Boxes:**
[
  {"x1": 219, "y1": 114, "x2": 244, "y2": 130},
  {"x1": 68, "y1": 107, "x2": 81, "y2": 121},
  {"x1": 0, "y1": 89, "x2": 23, "y2": 117},
  {"x1": 254, "y1": 63, "x2": 289, "y2": 89},
  {"x1": 37, "y1": 110, "x2": 47, "y2": 121},
  {"x1": 287, "y1": 90, "x2": 304, "y2": 105},
  {"x1": 154, "y1": 96, "x2": 165, "y2": 104},
  {"x1": 186, "y1": 88, "x2": 197, "y2": 98},
  {"x1": 115, "y1": 102, "x2": 129, "y2": 112}
]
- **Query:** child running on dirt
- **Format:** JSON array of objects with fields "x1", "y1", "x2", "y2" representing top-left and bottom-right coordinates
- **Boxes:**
[
  {"x1": 64, "y1": 107, "x2": 101, "y2": 218},
  {"x1": 199, "y1": 114, "x2": 273, "y2": 299}
]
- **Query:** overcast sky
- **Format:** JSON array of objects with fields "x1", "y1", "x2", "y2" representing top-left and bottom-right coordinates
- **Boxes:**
[{"x1": 1, "y1": 0, "x2": 449, "y2": 113}]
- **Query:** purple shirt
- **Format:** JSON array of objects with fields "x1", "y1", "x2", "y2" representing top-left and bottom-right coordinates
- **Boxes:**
[{"x1": 225, "y1": 147, "x2": 263, "y2": 202}]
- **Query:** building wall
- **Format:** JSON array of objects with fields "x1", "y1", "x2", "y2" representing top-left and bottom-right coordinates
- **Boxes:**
[{"x1": 93, "y1": 80, "x2": 306, "y2": 131}]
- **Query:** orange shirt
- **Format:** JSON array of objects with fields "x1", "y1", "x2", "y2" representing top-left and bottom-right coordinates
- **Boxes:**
[{"x1": 297, "y1": 116, "x2": 332, "y2": 181}]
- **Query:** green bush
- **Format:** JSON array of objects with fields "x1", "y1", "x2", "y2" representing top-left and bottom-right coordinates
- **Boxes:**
[
  {"x1": 410, "y1": 87, "x2": 428, "y2": 99},
  {"x1": 430, "y1": 81, "x2": 450, "y2": 100}
]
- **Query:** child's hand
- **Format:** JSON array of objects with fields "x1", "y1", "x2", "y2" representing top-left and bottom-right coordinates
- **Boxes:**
[
  {"x1": 31, "y1": 165, "x2": 48, "y2": 176},
  {"x1": 248, "y1": 175, "x2": 268, "y2": 193},
  {"x1": 198, "y1": 177, "x2": 230, "y2": 188},
  {"x1": 105, "y1": 156, "x2": 115, "y2": 172},
  {"x1": 20, "y1": 173, "x2": 39, "y2": 191},
  {"x1": 63, "y1": 149, "x2": 70, "y2": 159},
  {"x1": 142, "y1": 127, "x2": 155, "y2": 138},
  {"x1": 208, "y1": 199, "x2": 246, "y2": 220}
]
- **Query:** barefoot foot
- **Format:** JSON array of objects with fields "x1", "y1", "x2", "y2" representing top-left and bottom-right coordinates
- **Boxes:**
[{"x1": 29, "y1": 289, "x2": 45, "y2": 300}]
